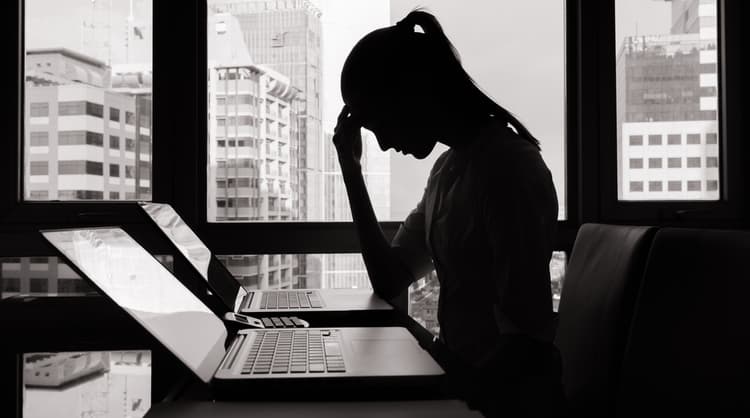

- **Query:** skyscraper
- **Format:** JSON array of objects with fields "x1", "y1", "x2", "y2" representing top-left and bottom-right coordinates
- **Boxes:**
[
  {"x1": 208, "y1": 12, "x2": 299, "y2": 289},
  {"x1": 322, "y1": 130, "x2": 391, "y2": 289},
  {"x1": 616, "y1": 0, "x2": 718, "y2": 200}
]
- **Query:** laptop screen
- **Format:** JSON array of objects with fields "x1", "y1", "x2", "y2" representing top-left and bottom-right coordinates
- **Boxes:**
[
  {"x1": 138, "y1": 202, "x2": 246, "y2": 312},
  {"x1": 41, "y1": 227, "x2": 227, "y2": 383}
]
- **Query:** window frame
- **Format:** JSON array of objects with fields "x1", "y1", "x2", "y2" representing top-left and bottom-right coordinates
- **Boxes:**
[{"x1": 595, "y1": 0, "x2": 749, "y2": 225}]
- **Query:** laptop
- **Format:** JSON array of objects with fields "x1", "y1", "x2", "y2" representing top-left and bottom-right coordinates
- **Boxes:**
[
  {"x1": 137, "y1": 202, "x2": 393, "y2": 314},
  {"x1": 40, "y1": 227, "x2": 443, "y2": 398}
]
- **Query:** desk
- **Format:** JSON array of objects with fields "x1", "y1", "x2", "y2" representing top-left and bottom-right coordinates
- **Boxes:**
[{"x1": 145, "y1": 400, "x2": 482, "y2": 418}]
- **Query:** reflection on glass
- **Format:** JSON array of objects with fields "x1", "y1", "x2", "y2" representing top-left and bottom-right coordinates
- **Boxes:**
[
  {"x1": 139, "y1": 202, "x2": 211, "y2": 279},
  {"x1": 616, "y1": 0, "x2": 719, "y2": 201},
  {"x1": 41, "y1": 228, "x2": 226, "y2": 382},
  {"x1": 1, "y1": 255, "x2": 173, "y2": 300},
  {"x1": 24, "y1": 0, "x2": 153, "y2": 201},
  {"x1": 23, "y1": 350, "x2": 151, "y2": 418}
]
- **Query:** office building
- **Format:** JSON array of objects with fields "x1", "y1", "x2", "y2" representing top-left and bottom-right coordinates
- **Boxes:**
[
  {"x1": 321, "y1": 130, "x2": 391, "y2": 289},
  {"x1": 617, "y1": 0, "x2": 718, "y2": 200},
  {"x1": 208, "y1": 12, "x2": 298, "y2": 289},
  {"x1": 25, "y1": 49, "x2": 153, "y2": 202}
]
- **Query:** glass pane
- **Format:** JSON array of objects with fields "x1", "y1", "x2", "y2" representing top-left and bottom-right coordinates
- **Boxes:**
[
  {"x1": 1, "y1": 256, "x2": 173, "y2": 299},
  {"x1": 408, "y1": 251, "x2": 568, "y2": 337},
  {"x1": 616, "y1": 0, "x2": 719, "y2": 201},
  {"x1": 23, "y1": 350, "x2": 151, "y2": 418},
  {"x1": 206, "y1": 0, "x2": 565, "y2": 221},
  {"x1": 217, "y1": 254, "x2": 372, "y2": 290},
  {"x1": 24, "y1": 0, "x2": 153, "y2": 201}
]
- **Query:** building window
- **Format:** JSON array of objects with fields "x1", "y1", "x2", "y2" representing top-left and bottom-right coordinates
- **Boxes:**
[
  {"x1": 686, "y1": 157, "x2": 701, "y2": 168},
  {"x1": 29, "y1": 161, "x2": 48, "y2": 175},
  {"x1": 629, "y1": 158, "x2": 643, "y2": 169},
  {"x1": 648, "y1": 181, "x2": 663, "y2": 192},
  {"x1": 58, "y1": 160, "x2": 103, "y2": 176},
  {"x1": 706, "y1": 180, "x2": 718, "y2": 191},
  {"x1": 647, "y1": 135, "x2": 662, "y2": 146},
  {"x1": 29, "y1": 190, "x2": 49, "y2": 199},
  {"x1": 109, "y1": 191, "x2": 120, "y2": 200},
  {"x1": 668, "y1": 181, "x2": 682, "y2": 192},
  {"x1": 629, "y1": 135, "x2": 643, "y2": 146},
  {"x1": 125, "y1": 166, "x2": 135, "y2": 178},
  {"x1": 125, "y1": 111, "x2": 136, "y2": 125},
  {"x1": 110, "y1": 135, "x2": 120, "y2": 149},
  {"x1": 29, "y1": 278, "x2": 48, "y2": 293},
  {"x1": 58, "y1": 131, "x2": 104, "y2": 147},
  {"x1": 667, "y1": 157, "x2": 682, "y2": 168},
  {"x1": 667, "y1": 134, "x2": 681, "y2": 145},
  {"x1": 687, "y1": 180, "x2": 702, "y2": 191},
  {"x1": 629, "y1": 181, "x2": 644, "y2": 192},
  {"x1": 2, "y1": 278, "x2": 21, "y2": 293},
  {"x1": 706, "y1": 133, "x2": 718, "y2": 144},
  {"x1": 706, "y1": 157, "x2": 718, "y2": 168},
  {"x1": 29, "y1": 102, "x2": 49, "y2": 117},
  {"x1": 686, "y1": 133, "x2": 701, "y2": 145},
  {"x1": 29, "y1": 132, "x2": 48, "y2": 146},
  {"x1": 109, "y1": 107, "x2": 120, "y2": 122},
  {"x1": 125, "y1": 138, "x2": 136, "y2": 152},
  {"x1": 648, "y1": 158, "x2": 662, "y2": 169},
  {"x1": 109, "y1": 164, "x2": 120, "y2": 177}
]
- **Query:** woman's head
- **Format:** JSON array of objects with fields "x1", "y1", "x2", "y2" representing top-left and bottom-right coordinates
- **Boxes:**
[{"x1": 341, "y1": 10, "x2": 540, "y2": 158}]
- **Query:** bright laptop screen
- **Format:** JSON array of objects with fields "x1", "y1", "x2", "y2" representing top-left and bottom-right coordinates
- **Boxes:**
[{"x1": 41, "y1": 227, "x2": 227, "y2": 383}]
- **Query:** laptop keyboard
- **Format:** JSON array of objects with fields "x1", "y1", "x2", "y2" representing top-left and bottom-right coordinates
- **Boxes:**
[
  {"x1": 241, "y1": 330, "x2": 345, "y2": 374},
  {"x1": 259, "y1": 291, "x2": 324, "y2": 309}
]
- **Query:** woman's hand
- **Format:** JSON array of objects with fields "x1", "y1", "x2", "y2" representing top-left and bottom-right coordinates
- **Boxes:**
[{"x1": 333, "y1": 105, "x2": 363, "y2": 172}]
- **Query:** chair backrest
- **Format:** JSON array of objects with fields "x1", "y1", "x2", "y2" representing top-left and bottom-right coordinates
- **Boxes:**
[
  {"x1": 554, "y1": 223, "x2": 656, "y2": 417},
  {"x1": 616, "y1": 228, "x2": 750, "y2": 416}
]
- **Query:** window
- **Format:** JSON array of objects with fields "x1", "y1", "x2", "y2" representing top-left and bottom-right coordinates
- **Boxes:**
[
  {"x1": 648, "y1": 158, "x2": 662, "y2": 169},
  {"x1": 109, "y1": 164, "x2": 120, "y2": 177},
  {"x1": 29, "y1": 132, "x2": 48, "y2": 146},
  {"x1": 21, "y1": 0, "x2": 154, "y2": 203},
  {"x1": 687, "y1": 180, "x2": 702, "y2": 191},
  {"x1": 649, "y1": 181, "x2": 663, "y2": 192},
  {"x1": 58, "y1": 161, "x2": 103, "y2": 176},
  {"x1": 206, "y1": 0, "x2": 566, "y2": 221},
  {"x1": 629, "y1": 181, "x2": 644, "y2": 192},
  {"x1": 629, "y1": 135, "x2": 643, "y2": 146},
  {"x1": 29, "y1": 278, "x2": 48, "y2": 293},
  {"x1": 706, "y1": 157, "x2": 718, "y2": 168},
  {"x1": 109, "y1": 191, "x2": 119, "y2": 200},
  {"x1": 629, "y1": 158, "x2": 643, "y2": 169},
  {"x1": 647, "y1": 135, "x2": 662, "y2": 146},
  {"x1": 29, "y1": 161, "x2": 48, "y2": 175},
  {"x1": 29, "y1": 102, "x2": 48, "y2": 117},
  {"x1": 126, "y1": 138, "x2": 136, "y2": 152},
  {"x1": 616, "y1": 0, "x2": 720, "y2": 202}
]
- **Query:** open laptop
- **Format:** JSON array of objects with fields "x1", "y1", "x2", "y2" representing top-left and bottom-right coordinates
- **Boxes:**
[
  {"x1": 40, "y1": 227, "x2": 443, "y2": 398},
  {"x1": 137, "y1": 202, "x2": 393, "y2": 314}
]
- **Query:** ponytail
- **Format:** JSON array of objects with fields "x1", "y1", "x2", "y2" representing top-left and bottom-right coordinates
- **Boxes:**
[{"x1": 395, "y1": 10, "x2": 541, "y2": 150}]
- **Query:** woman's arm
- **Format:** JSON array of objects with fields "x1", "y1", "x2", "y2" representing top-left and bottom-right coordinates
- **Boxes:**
[{"x1": 333, "y1": 107, "x2": 428, "y2": 301}]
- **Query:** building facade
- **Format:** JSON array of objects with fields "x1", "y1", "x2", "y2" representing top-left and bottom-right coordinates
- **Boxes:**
[
  {"x1": 25, "y1": 49, "x2": 152, "y2": 202},
  {"x1": 617, "y1": 0, "x2": 718, "y2": 200}
]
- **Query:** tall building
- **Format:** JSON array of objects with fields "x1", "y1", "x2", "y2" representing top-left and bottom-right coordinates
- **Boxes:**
[
  {"x1": 208, "y1": 0, "x2": 324, "y2": 289},
  {"x1": 208, "y1": 12, "x2": 298, "y2": 289},
  {"x1": 25, "y1": 48, "x2": 152, "y2": 202},
  {"x1": 321, "y1": 131, "x2": 391, "y2": 289},
  {"x1": 616, "y1": 0, "x2": 718, "y2": 200}
]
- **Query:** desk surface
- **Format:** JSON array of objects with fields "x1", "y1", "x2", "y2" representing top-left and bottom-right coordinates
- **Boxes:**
[{"x1": 145, "y1": 400, "x2": 482, "y2": 418}]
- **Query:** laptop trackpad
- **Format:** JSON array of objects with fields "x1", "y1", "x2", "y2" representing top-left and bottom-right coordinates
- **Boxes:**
[{"x1": 349, "y1": 339, "x2": 419, "y2": 375}]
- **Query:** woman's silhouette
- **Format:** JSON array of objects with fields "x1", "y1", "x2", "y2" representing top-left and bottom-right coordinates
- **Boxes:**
[{"x1": 334, "y1": 10, "x2": 563, "y2": 417}]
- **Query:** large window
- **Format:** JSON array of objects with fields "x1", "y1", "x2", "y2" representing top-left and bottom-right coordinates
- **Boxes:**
[
  {"x1": 206, "y1": 0, "x2": 565, "y2": 222},
  {"x1": 615, "y1": 0, "x2": 719, "y2": 201},
  {"x1": 23, "y1": 0, "x2": 153, "y2": 201}
]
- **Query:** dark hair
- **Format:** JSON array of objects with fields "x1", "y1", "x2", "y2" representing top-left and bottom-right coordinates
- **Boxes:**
[{"x1": 342, "y1": 10, "x2": 541, "y2": 150}]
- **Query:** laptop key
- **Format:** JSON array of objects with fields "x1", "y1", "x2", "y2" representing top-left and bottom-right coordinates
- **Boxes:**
[
  {"x1": 271, "y1": 317, "x2": 284, "y2": 328},
  {"x1": 308, "y1": 363, "x2": 325, "y2": 373},
  {"x1": 281, "y1": 317, "x2": 294, "y2": 327},
  {"x1": 261, "y1": 318, "x2": 274, "y2": 328}
]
